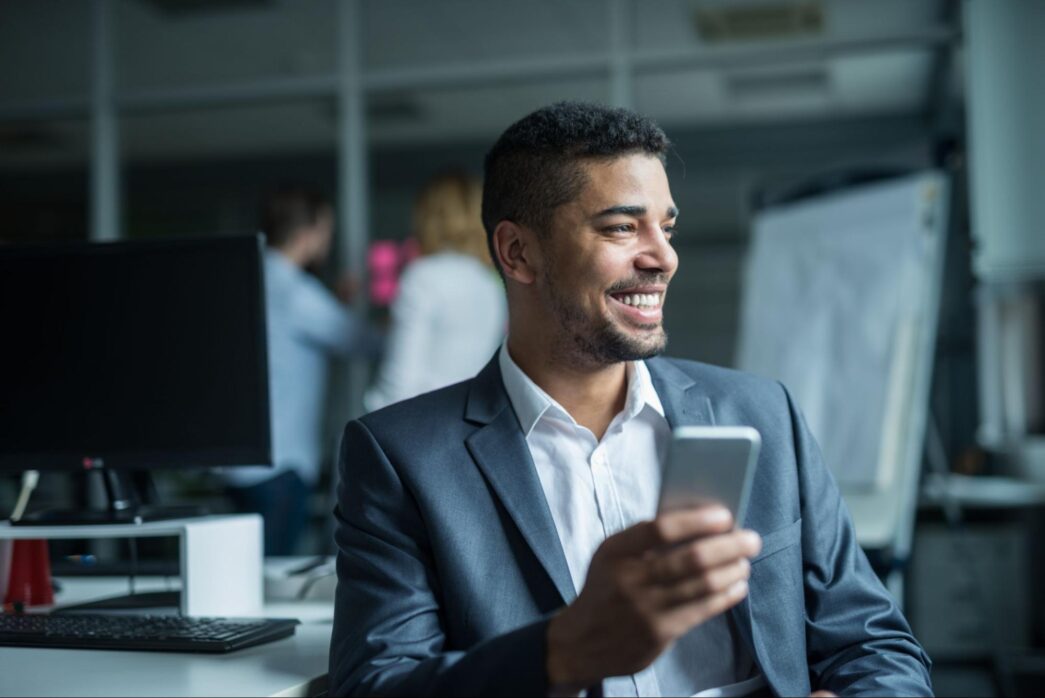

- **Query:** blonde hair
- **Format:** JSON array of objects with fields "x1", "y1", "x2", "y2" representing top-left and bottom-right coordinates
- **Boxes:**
[{"x1": 414, "y1": 173, "x2": 490, "y2": 264}]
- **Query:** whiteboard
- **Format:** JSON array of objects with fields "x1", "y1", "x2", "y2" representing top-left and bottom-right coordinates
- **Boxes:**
[{"x1": 737, "y1": 172, "x2": 948, "y2": 550}]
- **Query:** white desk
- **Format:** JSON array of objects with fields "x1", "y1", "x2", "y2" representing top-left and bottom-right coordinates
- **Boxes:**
[
  {"x1": 0, "y1": 622, "x2": 331, "y2": 697},
  {"x1": 0, "y1": 574, "x2": 334, "y2": 697}
]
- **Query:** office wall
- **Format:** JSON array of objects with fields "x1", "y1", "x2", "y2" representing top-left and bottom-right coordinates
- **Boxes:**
[{"x1": 24, "y1": 112, "x2": 930, "y2": 371}]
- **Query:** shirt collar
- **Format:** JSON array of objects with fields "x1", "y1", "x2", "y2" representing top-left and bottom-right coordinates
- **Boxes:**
[
  {"x1": 498, "y1": 341, "x2": 665, "y2": 438},
  {"x1": 629, "y1": 358, "x2": 667, "y2": 420}
]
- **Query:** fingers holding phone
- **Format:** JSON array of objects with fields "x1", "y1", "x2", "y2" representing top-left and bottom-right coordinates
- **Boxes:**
[
  {"x1": 546, "y1": 506, "x2": 762, "y2": 689},
  {"x1": 638, "y1": 508, "x2": 761, "y2": 639},
  {"x1": 546, "y1": 427, "x2": 764, "y2": 689},
  {"x1": 645, "y1": 425, "x2": 763, "y2": 619},
  {"x1": 645, "y1": 525, "x2": 762, "y2": 591}
]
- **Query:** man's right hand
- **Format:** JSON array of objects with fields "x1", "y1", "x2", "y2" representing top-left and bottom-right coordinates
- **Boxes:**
[{"x1": 545, "y1": 506, "x2": 762, "y2": 691}]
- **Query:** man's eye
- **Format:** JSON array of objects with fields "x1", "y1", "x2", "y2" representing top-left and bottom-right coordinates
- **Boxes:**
[
  {"x1": 663, "y1": 225, "x2": 677, "y2": 239},
  {"x1": 603, "y1": 224, "x2": 634, "y2": 234}
]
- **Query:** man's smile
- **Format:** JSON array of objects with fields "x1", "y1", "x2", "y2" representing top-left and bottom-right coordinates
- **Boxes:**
[{"x1": 607, "y1": 286, "x2": 666, "y2": 324}]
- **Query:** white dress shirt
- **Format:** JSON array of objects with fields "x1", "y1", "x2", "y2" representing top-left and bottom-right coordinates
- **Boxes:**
[{"x1": 498, "y1": 344, "x2": 765, "y2": 697}]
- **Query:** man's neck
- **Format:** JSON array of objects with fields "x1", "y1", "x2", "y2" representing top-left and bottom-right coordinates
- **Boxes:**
[
  {"x1": 274, "y1": 243, "x2": 310, "y2": 269},
  {"x1": 506, "y1": 336, "x2": 628, "y2": 441}
]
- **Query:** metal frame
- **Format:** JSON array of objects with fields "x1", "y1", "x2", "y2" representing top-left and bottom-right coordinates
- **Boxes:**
[
  {"x1": 89, "y1": 0, "x2": 119, "y2": 244},
  {"x1": 337, "y1": 0, "x2": 370, "y2": 415}
]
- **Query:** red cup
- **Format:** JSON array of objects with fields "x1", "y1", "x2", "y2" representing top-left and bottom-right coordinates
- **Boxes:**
[{"x1": 3, "y1": 539, "x2": 54, "y2": 608}]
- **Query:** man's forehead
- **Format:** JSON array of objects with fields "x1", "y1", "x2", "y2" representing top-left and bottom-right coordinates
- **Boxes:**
[{"x1": 573, "y1": 154, "x2": 674, "y2": 212}]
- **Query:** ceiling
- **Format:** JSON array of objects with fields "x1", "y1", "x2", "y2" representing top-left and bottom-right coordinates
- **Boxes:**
[{"x1": 0, "y1": 0, "x2": 960, "y2": 166}]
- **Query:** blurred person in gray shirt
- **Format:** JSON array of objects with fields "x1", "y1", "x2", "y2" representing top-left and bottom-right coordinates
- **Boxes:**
[{"x1": 224, "y1": 185, "x2": 380, "y2": 555}]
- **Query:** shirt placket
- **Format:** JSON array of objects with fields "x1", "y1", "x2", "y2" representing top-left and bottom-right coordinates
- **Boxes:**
[
  {"x1": 589, "y1": 436, "x2": 663, "y2": 698},
  {"x1": 589, "y1": 444, "x2": 626, "y2": 538}
]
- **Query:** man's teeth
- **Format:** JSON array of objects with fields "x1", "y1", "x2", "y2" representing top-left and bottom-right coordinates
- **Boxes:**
[{"x1": 619, "y1": 293, "x2": 661, "y2": 308}]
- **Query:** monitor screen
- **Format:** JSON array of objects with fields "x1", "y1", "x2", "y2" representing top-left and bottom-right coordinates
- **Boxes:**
[{"x1": 0, "y1": 235, "x2": 270, "y2": 471}]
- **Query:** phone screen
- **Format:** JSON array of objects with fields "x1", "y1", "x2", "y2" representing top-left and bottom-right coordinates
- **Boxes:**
[{"x1": 658, "y1": 426, "x2": 761, "y2": 527}]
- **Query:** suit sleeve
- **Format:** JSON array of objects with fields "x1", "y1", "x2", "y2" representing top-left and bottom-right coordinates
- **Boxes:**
[
  {"x1": 781, "y1": 383, "x2": 934, "y2": 696},
  {"x1": 328, "y1": 418, "x2": 553, "y2": 697}
]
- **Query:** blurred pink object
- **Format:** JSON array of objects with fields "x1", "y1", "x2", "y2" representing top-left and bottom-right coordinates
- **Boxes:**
[
  {"x1": 368, "y1": 239, "x2": 423, "y2": 307},
  {"x1": 369, "y1": 241, "x2": 399, "y2": 269},
  {"x1": 368, "y1": 241, "x2": 400, "y2": 306}
]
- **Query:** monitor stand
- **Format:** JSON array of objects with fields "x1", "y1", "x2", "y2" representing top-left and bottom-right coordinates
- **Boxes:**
[
  {"x1": 0, "y1": 515, "x2": 264, "y2": 616},
  {"x1": 13, "y1": 469, "x2": 208, "y2": 526}
]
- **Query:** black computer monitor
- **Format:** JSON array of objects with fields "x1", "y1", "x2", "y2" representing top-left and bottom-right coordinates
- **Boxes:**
[{"x1": 0, "y1": 235, "x2": 271, "y2": 522}]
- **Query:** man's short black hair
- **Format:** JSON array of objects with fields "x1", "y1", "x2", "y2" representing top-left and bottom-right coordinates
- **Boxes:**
[
  {"x1": 481, "y1": 101, "x2": 671, "y2": 270},
  {"x1": 261, "y1": 184, "x2": 332, "y2": 249}
]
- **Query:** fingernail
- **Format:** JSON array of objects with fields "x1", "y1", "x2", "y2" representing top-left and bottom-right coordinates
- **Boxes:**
[
  {"x1": 731, "y1": 580, "x2": 748, "y2": 596},
  {"x1": 742, "y1": 530, "x2": 761, "y2": 549},
  {"x1": 704, "y1": 507, "x2": 731, "y2": 523}
]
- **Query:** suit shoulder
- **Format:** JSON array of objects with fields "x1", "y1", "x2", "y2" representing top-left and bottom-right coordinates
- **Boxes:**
[
  {"x1": 651, "y1": 356, "x2": 783, "y2": 399},
  {"x1": 356, "y1": 378, "x2": 471, "y2": 439}
]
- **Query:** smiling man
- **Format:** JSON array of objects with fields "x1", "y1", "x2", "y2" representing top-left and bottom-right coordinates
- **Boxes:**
[{"x1": 329, "y1": 102, "x2": 932, "y2": 697}]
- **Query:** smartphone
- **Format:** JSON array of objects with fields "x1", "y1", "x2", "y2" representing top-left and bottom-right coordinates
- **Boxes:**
[{"x1": 657, "y1": 426, "x2": 761, "y2": 527}]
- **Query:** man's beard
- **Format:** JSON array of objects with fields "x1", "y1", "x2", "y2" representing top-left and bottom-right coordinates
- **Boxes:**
[{"x1": 544, "y1": 269, "x2": 669, "y2": 367}]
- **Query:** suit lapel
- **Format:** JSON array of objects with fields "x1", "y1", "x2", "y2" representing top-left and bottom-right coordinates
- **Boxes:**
[
  {"x1": 646, "y1": 357, "x2": 762, "y2": 680},
  {"x1": 464, "y1": 357, "x2": 577, "y2": 605},
  {"x1": 646, "y1": 357, "x2": 714, "y2": 429}
]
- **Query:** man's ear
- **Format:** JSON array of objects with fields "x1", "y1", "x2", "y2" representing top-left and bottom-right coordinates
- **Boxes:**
[{"x1": 492, "y1": 220, "x2": 538, "y2": 285}]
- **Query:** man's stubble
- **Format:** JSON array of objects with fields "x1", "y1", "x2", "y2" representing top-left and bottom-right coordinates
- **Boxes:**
[{"x1": 542, "y1": 262, "x2": 669, "y2": 369}]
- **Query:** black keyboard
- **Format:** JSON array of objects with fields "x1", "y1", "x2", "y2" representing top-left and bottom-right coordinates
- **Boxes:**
[{"x1": 0, "y1": 613, "x2": 299, "y2": 653}]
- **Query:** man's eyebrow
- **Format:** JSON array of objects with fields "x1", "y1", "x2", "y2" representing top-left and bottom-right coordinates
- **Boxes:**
[
  {"x1": 591, "y1": 205, "x2": 679, "y2": 220},
  {"x1": 592, "y1": 205, "x2": 646, "y2": 219}
]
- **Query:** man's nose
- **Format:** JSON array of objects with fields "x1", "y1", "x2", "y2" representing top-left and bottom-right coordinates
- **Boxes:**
[{"x1": 636, "y1": 227, "x2": 678, "y2": 275}]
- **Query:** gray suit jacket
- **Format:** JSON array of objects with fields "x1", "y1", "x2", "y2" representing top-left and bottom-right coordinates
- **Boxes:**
[{"x1": 329, "y1": 356, "x2": 932, "y2": 696}]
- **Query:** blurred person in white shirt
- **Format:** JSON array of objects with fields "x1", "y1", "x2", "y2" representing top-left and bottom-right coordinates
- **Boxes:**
[{"x1": 365, "y1": 173, "x2": 506, "y2": 411}]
